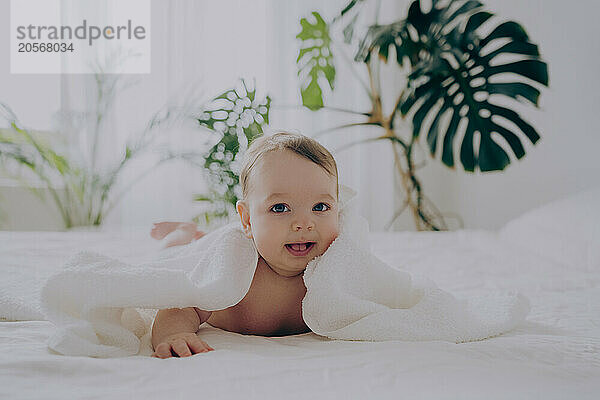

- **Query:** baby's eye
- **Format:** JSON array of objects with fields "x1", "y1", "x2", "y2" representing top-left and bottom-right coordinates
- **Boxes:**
[
  {"x1": 270, "y1": 203, "x2": 290, "y2": 213},
  {"x1": 313, "y1": 203, "x2": 331, "y2": 212}
]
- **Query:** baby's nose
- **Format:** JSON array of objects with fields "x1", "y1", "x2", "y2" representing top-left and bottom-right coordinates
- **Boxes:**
[{"x1": 293, "y1": 220, "x2": 314, "y2": 231}]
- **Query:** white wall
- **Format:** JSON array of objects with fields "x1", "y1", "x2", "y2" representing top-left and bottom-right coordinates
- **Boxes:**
[
  {"x1": 0, "y1": 0, "x2": 61, "y2": 129},
  {"x1": 1, "y1": 0, "x2": 599, "y2": 231}
]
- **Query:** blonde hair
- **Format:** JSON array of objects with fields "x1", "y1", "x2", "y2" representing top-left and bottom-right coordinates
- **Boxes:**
[{"x1": 239, "y1": 132, "x2": 338, "y2": 199}]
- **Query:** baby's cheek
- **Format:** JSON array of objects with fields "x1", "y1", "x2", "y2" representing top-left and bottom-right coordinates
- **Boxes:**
[
  {"x1": 325, "y1": 231, "x2": 339, "y2": 249},
  {"x1": 332, "y1": 220, "x2": 340, "y2": 240}
]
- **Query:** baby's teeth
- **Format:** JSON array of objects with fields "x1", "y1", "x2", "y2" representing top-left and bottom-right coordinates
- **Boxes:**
[{"x1": 291, "y1": 243, "x2": 308, "y2": 251}]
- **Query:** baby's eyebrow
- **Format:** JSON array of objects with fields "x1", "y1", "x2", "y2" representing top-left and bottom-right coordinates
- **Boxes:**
[
  {"x1": 319, "y1": 194, "x2": 336, "y2": 202},
  {"x1": 263, "y1": 193, "x2": 336, "y2": 203},
  {"x1": 263, "y1": 193, "x2": 289, "y2": 203}
]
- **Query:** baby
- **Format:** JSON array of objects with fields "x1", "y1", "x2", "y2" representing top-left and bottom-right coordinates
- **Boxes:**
[{"x1": 151, "y1": 132, "x2": 340, "y2": 358}]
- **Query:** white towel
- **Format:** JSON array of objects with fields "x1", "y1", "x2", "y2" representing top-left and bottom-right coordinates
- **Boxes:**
[{"x1": 41, "y1": 186, "x2": 529, "y2": 357}]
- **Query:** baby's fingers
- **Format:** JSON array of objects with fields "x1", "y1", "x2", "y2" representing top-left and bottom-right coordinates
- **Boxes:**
[
  {"x1": 188, "y1": 338, "x2": 213, "y2": 354},
  {"x1": 171, "y1": 339, "x2": 192, "y2": 357},
  {"x1": 153, "y1": 342, "x2": 173, "y2": 359}
]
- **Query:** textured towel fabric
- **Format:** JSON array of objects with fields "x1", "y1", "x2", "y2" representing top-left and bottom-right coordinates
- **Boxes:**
[{"x1": 40, "y1": 186, "x2": 529, "y2": 357}]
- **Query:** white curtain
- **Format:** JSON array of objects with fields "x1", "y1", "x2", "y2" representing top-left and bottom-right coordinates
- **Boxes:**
[{"x1": 61, "y1": 0, "x2": 408, "y2": 231}]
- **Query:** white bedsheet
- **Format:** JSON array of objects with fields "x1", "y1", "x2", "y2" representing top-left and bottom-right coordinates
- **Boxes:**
[{"x1": 1, "y1": 228, "x2": 599, "y2": 399}]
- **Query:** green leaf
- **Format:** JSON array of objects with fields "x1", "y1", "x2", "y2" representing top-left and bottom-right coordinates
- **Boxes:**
[
  {"x1": 427, "y1": 98, "x2": 452, "y2": 155},
  {"x1": 486, "y1": 82, "x2": 540, "y2": 106},
  {"x1": 10, "y1": 124, "x2": 71, "y2": 176},
  {"x1": 480, "y1": 21, "x2": 529, "y2": 48},
  {"x1": 193, "y1": 194, "x2": 213, "y2": 202},
  {"x1": 485, "y1": 102, "x2": 540, "y2": 143},
  {"x1": 460, "y1": 120, "x2": 476, "y2": 171},
  {"x1": 340, "y1": 0, "x2": 363, "y2": 16},
  {"x1": 482, "y1": 41, "x2": 539, "y2": 62},
  {"x1": 301, "y1": 78, "x2": 324, "y2": 110},
  {"x1": 296, "y1": 12, "x2": 335, "y2": 110},
  {"x1": 195, "y1": 79, "x2": 270, "y2": 217},
  {"x1": 441, "y1": 110, "x2": 461, "y2": 168},
  {"x1": 478, "y1": 132, "x2": 510, "y2": 171},
  {"x1": 464, "y1": 11, "x2": 494, "y2": 34},
  {"x1": 489, "y1": 120, "x2": 526, "y2": 159},
  {"x1": 412, "y1": 92, "x2": 440, "y2": 138},
  {"x1": 393, "y1": 0, "x2": 547, "y2": 172},
  {"x1": 484, "y1": 59, "x2": 549, "y2": 86},
  {"x1": 444, "y1": 1, "x2": 483, "y2": 25}
]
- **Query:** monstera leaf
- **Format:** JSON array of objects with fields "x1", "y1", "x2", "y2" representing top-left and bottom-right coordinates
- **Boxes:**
[
  {"x1": 195, "y1": 80, "x2": 271, "y2": 224},
  {"x1": 357, "y1": 0, "x2": 549, "y2": 172},
  {"x1": 297, "y1": 12, "x2": 336, "y2": 110}
]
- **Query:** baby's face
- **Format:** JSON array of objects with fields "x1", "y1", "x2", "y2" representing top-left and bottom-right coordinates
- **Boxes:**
[{"x1": 237, "y1": 149, "x2": 339, "y2": 277}]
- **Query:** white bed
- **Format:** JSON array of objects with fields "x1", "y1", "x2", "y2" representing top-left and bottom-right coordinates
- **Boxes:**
[{"x1": 1, "y1": 189, "x2": 599, "y2": 399}]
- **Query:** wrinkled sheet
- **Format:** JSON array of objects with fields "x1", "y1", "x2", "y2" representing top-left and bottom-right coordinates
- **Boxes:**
[{"x1": 1, "y1": 228, "x2": 598, "y2": 399}]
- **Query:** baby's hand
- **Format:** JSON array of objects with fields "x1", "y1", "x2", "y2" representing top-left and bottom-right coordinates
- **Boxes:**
[{"x1": 152, "y1": 332, "x2": 214, "y2": 358}]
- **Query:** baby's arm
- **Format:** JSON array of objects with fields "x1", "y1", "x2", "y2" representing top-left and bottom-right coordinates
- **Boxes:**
[{"x1": 151, "y1": 307, "x2": 213, "y2": 358}]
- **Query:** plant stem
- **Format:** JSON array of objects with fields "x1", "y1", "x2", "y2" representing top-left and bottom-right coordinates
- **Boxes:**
[
  {"x1": 271, "y1": 104, "x2": 370, "y2": 116},
  {"x1": 390, "y1": 140, "x2": 421, "y2": 230},
  {"x1": 363, "y1": 51, "x2": 447, "y2": 231},
  {"x1": 91, "y1": 73, "x2": 103, "y2": 172},
  {"x1": 388, "y1": 88, "x2": 407, "y2": 129},
  {"x1": 366, "y1": 62, "x2": 383, "y2": 124},
  {"x1": 334, "y1": 136, "x2": 382, "y2": 153}
]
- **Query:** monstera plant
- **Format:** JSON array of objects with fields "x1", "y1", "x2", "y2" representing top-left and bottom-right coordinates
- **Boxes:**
[
  {"x1": 296, "y1": 0, "x2": 549, "y2": 230},
  {"x1": 192, "y1": 80, "x2": 271, "y2": 226}
]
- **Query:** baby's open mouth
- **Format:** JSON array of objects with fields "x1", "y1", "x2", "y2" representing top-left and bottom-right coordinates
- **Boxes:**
[{"x1": 285, "y1": 242, "x2": 316, "y2": 256}]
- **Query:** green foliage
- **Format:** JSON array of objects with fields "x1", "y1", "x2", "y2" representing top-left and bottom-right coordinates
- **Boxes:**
[
  {"x1": 0, "y1": 106, "x2": 77, "y2": 227},
  {"x1": 295, "y1": 0, "x2": 548, "y2": 230},
  {"x1": 360, "y1": 0, "x2": 548, "y2": 172},
  {"x1": 0, "y1": 74, "x2": 202, "y2": 229},
  {"x1": 298, "y1": 0, "x2": 548, "y2": 173},
  {"x1": 296, "y1": 12, "x2": 336, "y2": 110},
  {"x1": 194, "y1": 80, "x2": 271, "y2": 226}
]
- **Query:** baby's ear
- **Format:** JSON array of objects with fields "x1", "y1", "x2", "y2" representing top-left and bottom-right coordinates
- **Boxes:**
[{"x1": 236, "y1": 200, "x2": 253, "y2": 239}]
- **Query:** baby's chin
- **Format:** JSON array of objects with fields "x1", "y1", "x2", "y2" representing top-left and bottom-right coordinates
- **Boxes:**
[{"x1": 276, "y1": 265, "x2": 306, "y2": 278}]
